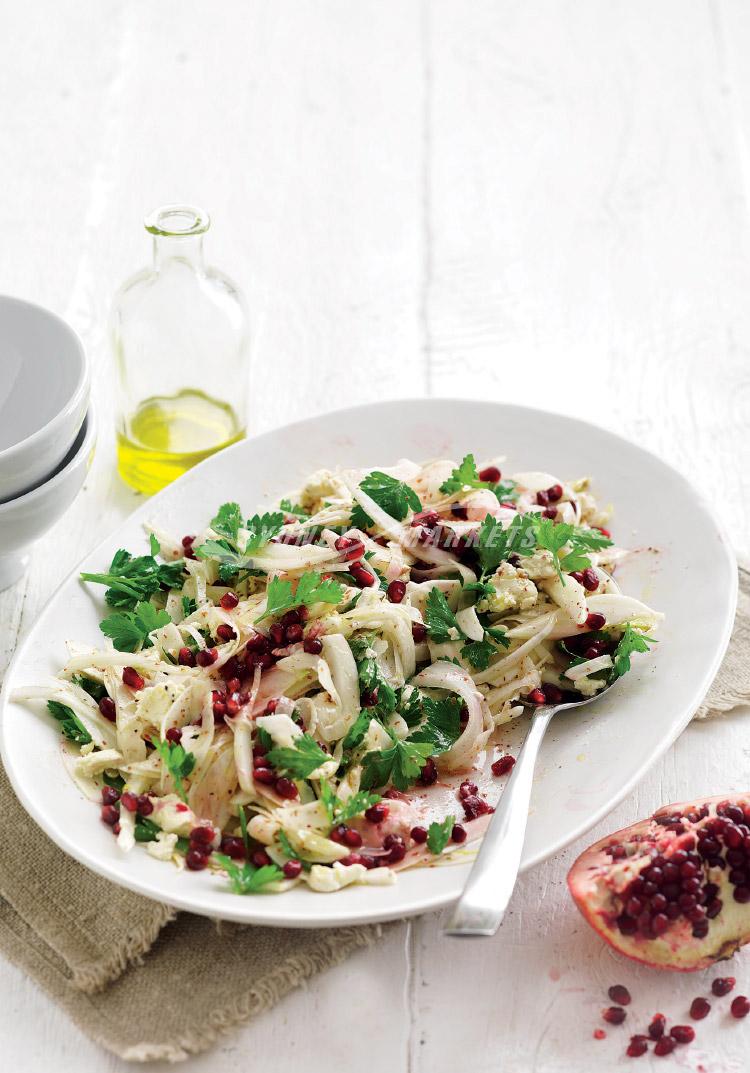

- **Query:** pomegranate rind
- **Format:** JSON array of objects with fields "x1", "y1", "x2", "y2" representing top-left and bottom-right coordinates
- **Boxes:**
[{"x1": 567, "y1": 794, "x2": 750, "y2": 972}]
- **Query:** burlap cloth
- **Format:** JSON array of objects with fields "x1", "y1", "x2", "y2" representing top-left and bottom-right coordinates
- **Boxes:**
[{"x1": 1, "y1": 569, "x2": 747, "y2": 1062}]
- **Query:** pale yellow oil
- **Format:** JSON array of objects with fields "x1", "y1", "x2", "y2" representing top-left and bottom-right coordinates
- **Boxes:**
[{"x1": 117, "y1": 388, "x2": 244, "y2": 496}]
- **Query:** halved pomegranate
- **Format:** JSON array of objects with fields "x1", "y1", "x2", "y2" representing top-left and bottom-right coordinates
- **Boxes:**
[{"x1": 568, "y1": 794, "x2": 750, "y2": 971}]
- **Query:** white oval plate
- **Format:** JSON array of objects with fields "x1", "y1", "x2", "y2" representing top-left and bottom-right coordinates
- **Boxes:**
[{"x1": 0, "y1": 400, "x2": 737, "y2": 927}]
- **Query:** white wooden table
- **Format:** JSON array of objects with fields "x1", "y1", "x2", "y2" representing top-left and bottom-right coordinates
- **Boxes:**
[{"x1": 2, "y1": 2, "x2": 750, "y2": 1069}]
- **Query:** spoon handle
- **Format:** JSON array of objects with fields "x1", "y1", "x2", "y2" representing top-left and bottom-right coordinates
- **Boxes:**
[{"x1": 444, "y1": 705, "x2": 556, "y2": 937}]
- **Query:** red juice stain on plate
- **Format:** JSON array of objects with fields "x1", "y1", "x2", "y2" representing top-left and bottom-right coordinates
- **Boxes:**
[
  {"x1": 593, "y1": 1029, "x2": 606, "y2": 1040},
  {"x1": 548, "y1": 967, "x2": 561, "y2": 982}
]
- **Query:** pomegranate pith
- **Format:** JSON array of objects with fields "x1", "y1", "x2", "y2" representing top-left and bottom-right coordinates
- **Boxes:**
[{"x1": 568, "y1": 794, "x2": 750, "y2": 971}]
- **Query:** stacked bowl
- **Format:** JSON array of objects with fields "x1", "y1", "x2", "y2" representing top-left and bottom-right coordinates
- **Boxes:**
[{"x1": 0, "y1": 296, "x2": 95, "y2": 590}]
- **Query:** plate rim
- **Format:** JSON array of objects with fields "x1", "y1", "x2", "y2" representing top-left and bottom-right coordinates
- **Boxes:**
[{"x1": 0, "y1": 397, "x2": 738, "y2": 926}]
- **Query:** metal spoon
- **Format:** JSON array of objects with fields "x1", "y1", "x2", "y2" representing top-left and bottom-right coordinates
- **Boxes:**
[{"x1": 444, "y1": 684, "x2": 615, "y2": 937}]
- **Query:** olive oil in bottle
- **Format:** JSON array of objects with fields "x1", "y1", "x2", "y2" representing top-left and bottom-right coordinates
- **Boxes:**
[
  {"x1": 116, "y1": 388, "x2": 244, "y2": 497},
  {"x1": 111, "y1": 205, "x2": 250, "y2": 496}
]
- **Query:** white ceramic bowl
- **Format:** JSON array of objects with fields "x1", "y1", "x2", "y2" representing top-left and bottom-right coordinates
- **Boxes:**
[
  {"x1": 0, "y1": 406, "x2": 96, "y2": 589},
  {"x1": 0, "y1": 295, "x2": 89, "y2": 502}
]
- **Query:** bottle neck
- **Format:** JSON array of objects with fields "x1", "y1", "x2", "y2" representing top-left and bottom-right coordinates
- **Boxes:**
[{"x1": 152, "y1": 233, "x2": 205, "y2": 271}]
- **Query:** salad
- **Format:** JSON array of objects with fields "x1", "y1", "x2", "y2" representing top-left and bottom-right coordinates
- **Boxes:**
[{"x1": 14, "y1": 454, "x2": 662, "y2": 896}]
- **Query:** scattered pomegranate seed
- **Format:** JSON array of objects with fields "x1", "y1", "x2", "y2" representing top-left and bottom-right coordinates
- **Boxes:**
[
  {"x1": 270, "y1": 623, "x2": 286, "y2": 646},
  {"x1": 181, "y1": 535, "x2": 195, "y2": 549},
  {"x1": 196, "y1": 647, "x2": 218, "y2": 667},
  {"x1": 412, "y1": 623, "x2": 427, "y2": 643},
  {"x1": 670, "y1": 1025, "x2": 694, "y2": 1044},
  {"x1": 120, "y1": 791, "x2": 138, "y2": 812},
  {"x1": 225, "y1": 697, "x2": 240, "y2": 716},
  {"x1": 492, "y1": 754, "x2": 516, "y2": 777},
  {"x1": 303, "y1": 636, "x2": 323, "y2": 654},
  {"x1": 361, "y1": 687, "x2": 379, "y2": 707},
  {"x1": 136, "y1": 794, "x2": 153, "y2": 816},
  {"x1": 186, "y1": 848, "x2": 209, "y2": 870},
  {"x1": 527, "y1": 688, "x2": 546, "y2": 705},
  {"x1": 411, "y1": 509, "x2": 439, "y2": 529},
  {"x1": 689, "y1": 997, "x2": 710, "y2": 1020},
  {"x1": 581, "y1": 568, "x2": 599, "y2": 591},
  {"x1": 178, "y1": 646, "x2": 195, "y2": 667},
  {"x1": 731, "y1": 995, "x2": 750, "y2": 1018},
  {"x1": 585, "y1": 612, "x2": 606, "y2": 631},
  {"x1": 216, "y1": 624, "x2": 236, "y2": 642},
  {"x1": 283, "y1": 859, "x2": 302, "y2": 879},
  {"x1": 419, "y1": 757, "x2": 438, "y2": 785},
  {"x1": 190, "y1": 826, "x2": 214, "y2": 846},
  {"x1": 349, "y1": 561, "x2": 376, "y2": 588},
  {"x1": 94, "y1": 697, "x2": 116, "y2": 725},
  {"x1": 608, "y1": 985, "x2": 631, "y2": 1006},
  {"x1": 122, "y1": 666, "x2": 145, "y2": 690},
  {"x1": 101, "y1": 804, "x2": 119, "y2": 826},
  {"x1": 253, "y1": 767, "x2": 276, "y2": 784},
  {"x1": 712, "y1": 977, "x2": 736, "y2": 996},
  {"x1": 219, "y1": 592, "x2": 239, "y2": 610},
  {"x1": 570, "y1": 571, "x2": 585, "y2": 584},
  {"x1": 542, "y1": 683, "x2": 563, "y2": 704},
  {"x1": 251, "y1": 848, "x2": 271, "y2": 867},
  {"x1": 451, "y1": 824, "x2": 467, "y2": 843},
  {"x1": 275, "y1": 777, "x2": 298, "y2": 799},
  {"x1": 387, "y1": 579, "x2": 407, "y2": 604},
  {"x1": 264, "y1": 699, "x2": 278, "y2": 714},
  {"x1": 285, "y1": 623, "x2": 304, "y2": 644},
  {"x1": 653, "y1": 1037, "x2": 675, "y2": 1057},
  {"x1": 221, "y1": 836, "x2": 246, "y2": 860},
  {"x1": 245, "y1": 632, "x2": 269, "y2": 653},
  {"x1": 225, "y1": 676, "x2": 241, "y2": 694},
  {"x1": 626, "y1": 1036, "x2": 648, "y2": 1058},
  {"x1": 595, "y1": 526, "x2": 611, "y2": 538},
  {"x1": 536, "y1": 490, "x2": 550, "y2": 506},
  {"x1": 410, "y1": 826, "x2": 428, "y2": 844},
  {"x1": 603, "y1": 1006, "x2": 626, "y2": 1025},
  {"x1": 593, "y1": 1029, "x2": 606, "y2": 1040},
  {"x1": 340, "y1": 853, "x2": 363, "y2": 867},
  {"x1": 648, "y1": 1015, "x2": 666, "y2": 1040},
  {"x1": 334, "y1": 535, "x2": 366, "y2": 561},
  {"x1": 101, "y1": 786, "x2": 120, "y2": 805},
  {"x1": 384, "y1": 834, "x2": 406, "y2": 863},
  {"x1": 478, "y1": 465, "x2": 501, "y2": 483},
  {"x1": 542, "y1": 507, "x2": 557, "y2": 519},
  {"x1": 343, "y1": 828, "x2": 363, "y2": 848},
  {"x1": 459, "y1": 781, "x2": 478, "y2": 799},
  {"x1": 112, "y1": 822, "x2": 121, "y2": 835},
  {"x1": 547, "y1": 483, "x2": 563, "y2": 502},
  {"x1": 165, "y1": 727, "x2": 182, "y2": 744},
  {"x1": 365, "y1": 803, "x2": 388, "y2": 824}
]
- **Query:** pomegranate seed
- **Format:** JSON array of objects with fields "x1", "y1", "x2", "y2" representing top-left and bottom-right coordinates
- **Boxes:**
[
  {"x1": 225, "y1": 676, "x2": 241, "y2": 694},
  {"x1": 387, "y1": 580, "x2": 407, "y2": 604},
  {"x1": 542, "y1": 683, "x2": 563, "y2": 704},
  {"x1": 478, "y1": 465, "x2": 501, "y2": 483},
  {"x1": 410, "y1": 826, "x2": 428, "y2": 844},
  {"x1": 101, "y1": 786, "x2": 120, "y2": 805},
  {"x1": 264, "y1": 699, "x2": 278, "y2": 714},
  {"x1": 653, "y1": 1037, "x2": 675, "y2": 1056},
  {"x1": 220, "y1": 836, "x2": 246, "y2": 860},
  {"x1": 585, "y1": 612, "x2": 606, "y2": 630},
  {"x1": 542, "y1": 508, "x2": 557, "y2": 519},
  {"x1": 275, "y1": 777, "x2": 298, "y2": 799},
  {"x1": 165, "y1": 727, "x2": 182, "y2": 744},
  {"x1": 459, "y1": 781, "x2": 478, "y2": 799},
  {"x1": 178, "y1": 646, "x2": 195, "y2": 667},
  {"x1": 603, "y1": 1007, "x2": 626, "y2": 1025},
  {"x1": 547, "y1": 483, "x2": 563, "y2": 502},
  {"x1": 570, "y1": 571, "x2": 585, "y2": 584},
  {"x1": 181, "y1": 535, "x2": 195, "y2": 548},
  {"x1": 122, "y1": 666, "x2": 145, "y2": 690},
  {"x1": 343, "y1": 828, "x2": 363, "y2": 848},
  {"x1": 411, "y1": 509, "x2": 439, "y2": 529},
  {"x1": 285, "y1": 623, "x2": 304, "y2": 644},
  {"x1": 451, "y1": 824, "x2": 467, "y2": 843},
  {"x1": 419, "y1": 757, "x2": 438, "y2": 785},
  {"x1": 349, "y1": 561, "x2": 375, "y2": 588},
  {"x1": 536, "y1": 490, "x2": 550, "y2": 506},
  {"x1": 527, "y1": 688, "x2": 546, "y2": 705},
  {"x1": 251, "y1": 848, "x2": 271, "y2": 867},
  {"x1": 451, "y1": 504, "x2": 468, "y2": 520},
  {"x1": 220, "y1": 592, "x2": 239, "y2": 610},
  {"x1": 365, "y1": 803, "x2": 388, "y2": 824},
  {"x1": 186, "y1": 848, "x2": 209, "y2": 870},
  {"x1": 225, "y1": 697, "x2": 240, "y2": 716},
  {"x1": 626, "y1": 1037, "x2": 648, "y2": 1058},
  {"x1": 608, "y1": 985, "x2": 631, "y2": 1006},
  {"x1": 648, "y1": 1015, "x2": 666, "y2": 1039},
  {"x1": 330, "y1": 825, "x2": 347, "y2": 845},
  {"x1": 216, "y1": 624, "x2": 236, "y2": 642},
  {"x1": 731, "y1": 996, "x2": 750, "y2": 1018},
  {"x1": 412, "y1": 623, "x2": 427, "y2": 643},
  {"x1": 278, "y1": 610, "x2": 300, "y2": 628},
  {"x1": 190, "y1": 826, "x2": 214, "y2": 846},
  {"x1": 112, "y1": 822, "x2": 121, "y2": 835},
  {"x1": 136, "y1": 794, "x2": 153, "y2": 815},
  {"x1": 250, "y1": 651, "x2": 274, "y2": 670},
  {"x1": 253, "y1": 767, "x2": 275, "y2": 784},
  {"x1": 361, "y1": 687, "x2": 379, "y2": 708},
  {"x1": 335, "y1": 535, "x2": 366, "y2": 561},
  {"x1": 97, "y1": 696, "x2": 116, "y2": 722},
  {"x1": 581, "y1": 568, "x2": 599, "y2": 591},
  {"x1": 101, "y1": 804, "x2": 119, "y2": 826},
  {"x1": 245, "y1": 632, "x2": 269, "y2": 653},
  {"x1": 492, "y1": 754, "x2": 516, "y2": 777},
  {"x1": 385, "y1": 835, "x2": 406, "y2": 864},
  {"x1": 196, "y1": 647, "x2": 218, "y2": 667},
  {"x1": 303, "y1": 636, "x2": 323, "y2": 654},
  {"x1": 712, "y1": 977, "x2": 736, "y2": 996},
  {"x1": 120, "y1": 791, "x2": 138, "y2": 812},
  {"x1": 270, "y1": 623, "x2": 286, "y2": 646},
  {"x1": 595, "y1": 526, "x2": 611, "y2": 538},
  {"x1": 283, "y1": 859, "x2": 302, "y2": 879},
  {"x1": 670, "y1": 1025, "x2": 694, "y2": 1044},
  {"x1": 340, "y1": 853, "x2": 364, "y2": 867},
  {"x1": 689, "y1": 997, "x2": 710, "y2": 1020},
  {"x1": 593, "y1": 1029, "x2": 606, "y2": 1040}
]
